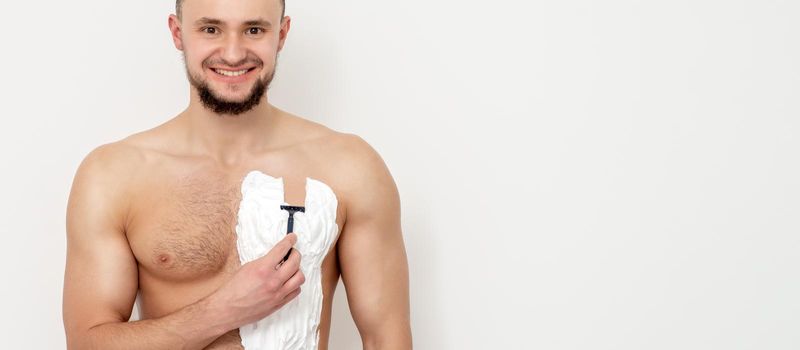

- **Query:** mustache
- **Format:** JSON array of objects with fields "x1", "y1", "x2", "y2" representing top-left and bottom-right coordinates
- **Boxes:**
[{"x1": 203, "y1": 57, "x2": 263, "y2": 68}]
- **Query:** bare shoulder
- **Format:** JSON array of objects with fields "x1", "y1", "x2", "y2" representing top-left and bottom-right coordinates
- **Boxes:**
[
  {"x1": 334, "y1": 133, "x2": 398, "y2": 194},
  {"x1": 319, "y1": 132, "x2": 400, "y2": 217},
  {"x1": 280, "y1": 112, "x2": 386, "y2": 164},
  {"x1": 277, "y1": 111, "x2": 344, "y2": 146},
  {"x1": 325, "y1": 132, "x2": 387, "y2": 171},
  {"x1": 74, "y1": 139, "x2": 146, "y2": 184},
  {"x1": 295, "y1": 123, "x2": 389, "y2": 179},
  {"x1": 68, "y1": 140, "x2": 148, "y2": 231}
]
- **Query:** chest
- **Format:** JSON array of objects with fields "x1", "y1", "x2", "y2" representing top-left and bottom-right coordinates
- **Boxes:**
[
  {"x1": 126, "y1": 167, "x2": 342, "y2": 282},
  {"x1": 127, "y1": 172, "x2": 244, "y2": 281}
]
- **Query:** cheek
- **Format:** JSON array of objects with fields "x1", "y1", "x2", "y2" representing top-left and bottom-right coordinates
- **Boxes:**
[
  {"x1": 183, "y1": 43, "x2": 215, "y2": 67},
  {"x1": 254, "y1": 41, "x2": 280, "y2": 62},
  {"x1": 185, "y1": 56, "x2": 206, "y2": 74},
  {"x1": 256, "y1": 49, "x2": 278, "y2": 66}
]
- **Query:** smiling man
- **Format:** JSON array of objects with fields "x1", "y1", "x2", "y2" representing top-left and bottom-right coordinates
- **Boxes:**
[{"x1": 62, "y1": 0, "x2": 412, "y2": 349}]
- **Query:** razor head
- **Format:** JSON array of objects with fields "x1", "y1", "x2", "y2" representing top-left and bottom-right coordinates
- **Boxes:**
[{"x1": 280, "y1": 205, "x2": 306, "y2": 213}]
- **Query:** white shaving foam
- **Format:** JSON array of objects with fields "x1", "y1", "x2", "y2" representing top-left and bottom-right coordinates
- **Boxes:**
[{"x1": 234, "y1": 170, "x2": 339, "y2": 350}]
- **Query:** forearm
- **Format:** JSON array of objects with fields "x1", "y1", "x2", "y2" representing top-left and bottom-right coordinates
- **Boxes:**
[{"x1": 70, "y1": 296, "x2": 233, "y2": 350}]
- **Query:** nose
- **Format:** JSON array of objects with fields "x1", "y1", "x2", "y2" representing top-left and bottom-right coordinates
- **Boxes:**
[{"x1": 220, "y1": 34, "x2": 247, "y2": 67}]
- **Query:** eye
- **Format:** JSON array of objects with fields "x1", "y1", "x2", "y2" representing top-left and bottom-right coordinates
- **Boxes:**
[
  {"x1": 202, "y1": 27, "x2": 218, "y2": 34},
  {"x1": 247, "y1": 27, "x2": 264, "y2": 35}
]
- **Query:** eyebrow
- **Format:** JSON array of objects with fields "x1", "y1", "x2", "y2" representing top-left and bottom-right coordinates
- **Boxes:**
[
  {"x1": 194, "y1": 17, "x2": 273, "y2": 28},
  {"x1": 243, "y1": 19, "x2": 273, "y2": 28},
  {"x1": 194, "y1": 17, "x2": 222, "y2": 26}
]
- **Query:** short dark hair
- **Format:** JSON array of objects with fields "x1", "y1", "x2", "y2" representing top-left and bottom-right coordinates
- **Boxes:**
[{"x1": 176, "y1": 0, "x2": 286, "y2": 20}]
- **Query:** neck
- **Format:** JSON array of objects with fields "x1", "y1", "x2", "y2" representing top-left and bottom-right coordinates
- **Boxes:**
[{"x1": 178, "y1": 88, "x2": 279, "y2": 167}]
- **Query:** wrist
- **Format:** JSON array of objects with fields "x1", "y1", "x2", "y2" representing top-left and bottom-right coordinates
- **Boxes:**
[{"x1": 199, "y1": 292, "x2": 236, "y2": 337}]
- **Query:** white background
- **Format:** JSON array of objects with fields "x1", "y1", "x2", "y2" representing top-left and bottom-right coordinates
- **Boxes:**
[{"x1": 1, "y1": 0, "x2": 798, "y2": 349}]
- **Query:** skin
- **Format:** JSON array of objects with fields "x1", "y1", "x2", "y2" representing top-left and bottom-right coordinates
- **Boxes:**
[{"x1": 61, "y1": 0, "x2": 412, "y2": 349}]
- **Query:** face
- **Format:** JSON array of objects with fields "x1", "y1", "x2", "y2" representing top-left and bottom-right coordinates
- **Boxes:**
[{"x1": 169, "y1": 0, "x2": 290, "y2": 115}]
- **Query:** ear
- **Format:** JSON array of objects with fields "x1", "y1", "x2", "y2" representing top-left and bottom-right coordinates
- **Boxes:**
[
  {"x1": 277, "y1": 16, "x2": 292, "y2": 52},
  {"x1": 168, "y1": 14, "x2": 184, "y2": 51}
]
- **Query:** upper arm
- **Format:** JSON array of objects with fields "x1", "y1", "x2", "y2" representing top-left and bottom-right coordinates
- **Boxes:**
[
  {"x1": 63, "y1": 143, "x2": 139, "y2": 344},
  {"x1": 336, "y1": 135, "x2": 412, "y2": 345}
]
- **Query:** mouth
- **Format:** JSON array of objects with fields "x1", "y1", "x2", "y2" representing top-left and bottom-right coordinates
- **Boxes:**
[
  {"x1": 207, "y1": 66, "x2": 259, "y2": 82},
  {"x1": 212, "y1": 67, "x2": 255, "y2": 76}
]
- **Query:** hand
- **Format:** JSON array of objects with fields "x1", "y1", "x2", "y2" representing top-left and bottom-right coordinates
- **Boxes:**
[{"x1": 211, "y1": 233, "x2": 305, "y2": 327}]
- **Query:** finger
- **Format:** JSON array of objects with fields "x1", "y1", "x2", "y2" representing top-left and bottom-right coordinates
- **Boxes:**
[
  {"x1": 262, "y1": 233, "x2": 297, "y2": 266},
  {"x1": 278, "y1": 287, "x2": 302, "y2": 307},
  {"x1": 275, "y1": 248, "x2": 302, "y2": 282},
  {"x1": 280, "y1": 268, "x2": 306, "y2": 296}
]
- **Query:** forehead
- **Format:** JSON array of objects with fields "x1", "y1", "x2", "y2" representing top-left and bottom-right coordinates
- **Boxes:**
[{"x1": 182, "y1": 0, "x2": 282, "y2": 22}]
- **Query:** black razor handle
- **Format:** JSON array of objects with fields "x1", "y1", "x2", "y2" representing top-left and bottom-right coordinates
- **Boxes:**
[{"x1": 280, "y1": 205, "x2": 305, "y2": 262}]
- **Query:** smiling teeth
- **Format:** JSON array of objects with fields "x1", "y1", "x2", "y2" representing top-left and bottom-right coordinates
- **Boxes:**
[{"x1": 214, "y1": 68, "x2": 249, "y2": 77}]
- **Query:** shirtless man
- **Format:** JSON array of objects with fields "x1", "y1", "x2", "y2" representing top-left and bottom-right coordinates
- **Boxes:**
[{"x1": 62, "y1": 0, "x2": 412, "y2": 349}]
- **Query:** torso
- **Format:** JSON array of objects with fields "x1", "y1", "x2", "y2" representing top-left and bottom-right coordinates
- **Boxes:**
[{"x1": 119, "y1": 112, "x2": 348, "y2": 349}]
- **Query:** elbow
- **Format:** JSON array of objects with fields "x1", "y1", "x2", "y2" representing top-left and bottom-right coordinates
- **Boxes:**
[
  {"x1": 66, "y1": 333, "x2": 93, "y2": 350},
  {"x1": 65, "y1": 333, "x2": 88, "y2": 350},
  {"x1": 64, "y1": 326, "x2": 83, "y2": 350},
  {"x1": 65, "y1": 324, "x2": 100, "y2": 350},
  {"x1": 362, "y1": 324, "x2": 413, "y2": 350}
]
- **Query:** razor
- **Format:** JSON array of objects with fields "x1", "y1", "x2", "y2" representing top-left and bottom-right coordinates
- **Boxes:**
[{"x1": 279, "y1": 205, "x2": 305, "y2": 263}]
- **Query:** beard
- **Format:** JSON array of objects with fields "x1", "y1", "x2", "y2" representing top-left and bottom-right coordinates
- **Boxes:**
[{"x1": 184, "y1": 54, "x2": 277, "y2": 116}]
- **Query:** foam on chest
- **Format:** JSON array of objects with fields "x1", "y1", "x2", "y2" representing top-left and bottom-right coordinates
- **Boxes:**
[{"x1": 235, "y1": 170, "x2": 340, "y2": 350}]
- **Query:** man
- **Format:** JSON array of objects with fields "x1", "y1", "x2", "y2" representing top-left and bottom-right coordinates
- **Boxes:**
[{"x1": 62, "y1": 0, "x2": 412, "y2": 349}]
